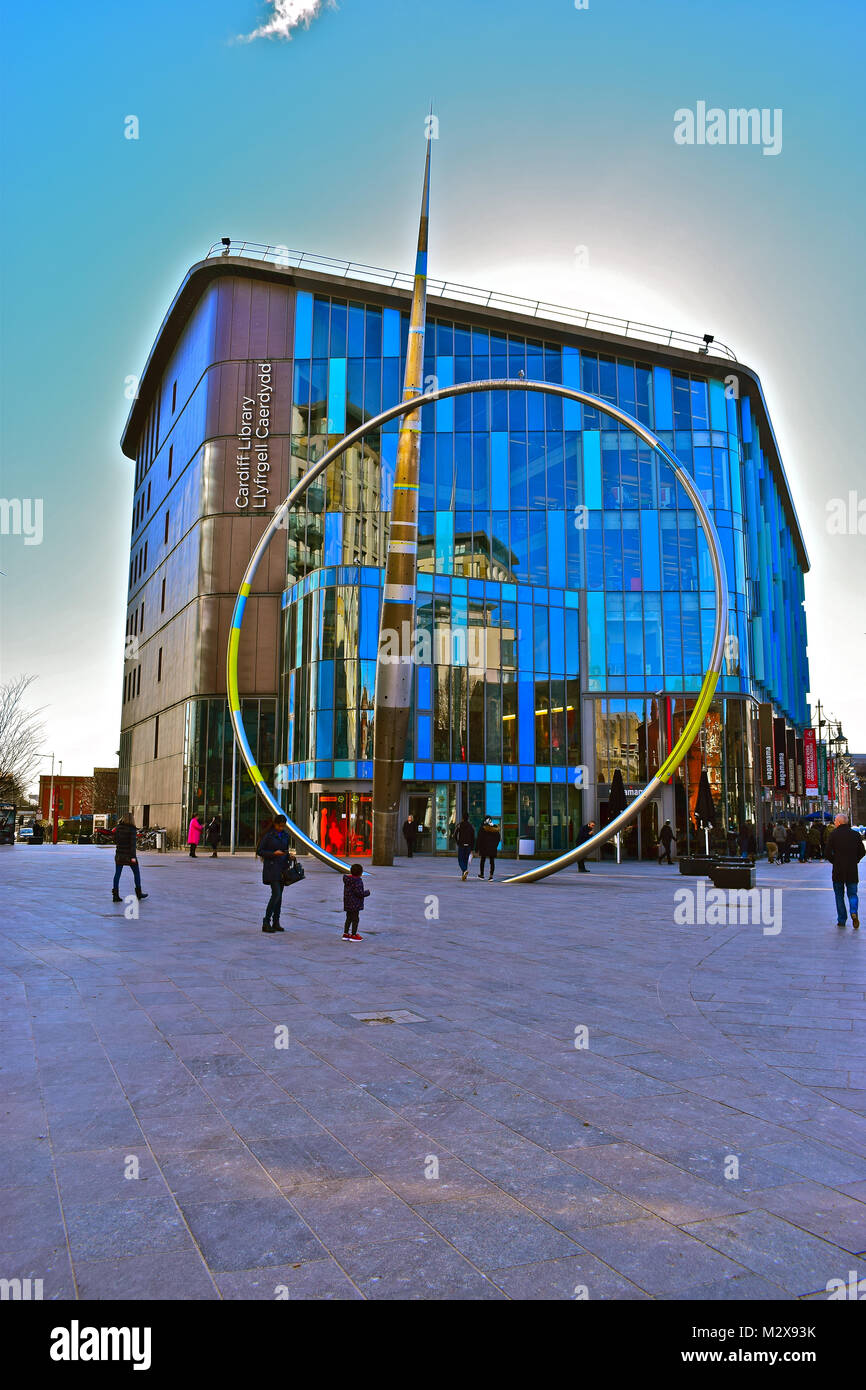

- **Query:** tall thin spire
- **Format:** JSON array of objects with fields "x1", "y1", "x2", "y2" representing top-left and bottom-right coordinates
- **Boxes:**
[{"x1": 370, "y1": 134, "x2": 431, "y2": 865}]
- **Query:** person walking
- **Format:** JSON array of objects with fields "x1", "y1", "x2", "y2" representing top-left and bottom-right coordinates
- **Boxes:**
[
  {"x1": 455, "y1": 813, "x2": 475, "y2": 881},
  {"x1": 476, "y1": 817, "x2": 501, "y2": 880},
  {"x1": 825, "y1": 813, "x2": 864, "y2": 929},
  {"x1": 818, "y1": 821, "x2": 830, "y2": 858},
  {"x1": 256, "y1": 814, "x2": 291, "y2": 933},
  {"x1": 112, "y1": 813, "x2": 148, "y2": 904},
  {"x1": 187, "y1": 813, "x2": 203, "y2": 858},
  {"x1": 576, "y1": 820, "x2": 595, "y2": 873},
  {"x1": 205, "y1": 815, "x2": 221, "y2": 858},
  {"x1": 658, "y1": 819, "x2": 675, "y2": 865},
  {"x1": 402, "y1": 814, "x2": 418, "y2": 859},
  {"x1": 773, "y1": 820, "x2": 788, "y2": 864},
  {"x1": 342, "y1": 863, "x2": 370, "y2": 940},
  {"x1": 796, "y1": 820, "x2": 808, "y2": 864},
  {"x1": 766, "y1": 822, "x2": 778, "y2": 864},
  {"x1": 786, "y1": 824, "x2": 799, "y2": 865}
]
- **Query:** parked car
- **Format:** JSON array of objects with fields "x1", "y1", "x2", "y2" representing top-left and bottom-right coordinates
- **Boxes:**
[{"x1": 0, "y1": 802, "x2": 16, "y2": 845}]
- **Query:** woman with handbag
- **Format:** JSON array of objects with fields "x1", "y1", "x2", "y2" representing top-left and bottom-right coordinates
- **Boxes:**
[
  {"x1": 256, "y1": 815, "x2": 304, "y2": 932},
  {"x1": 112, "y1": 813, "x2": 148, "y2": 904}
]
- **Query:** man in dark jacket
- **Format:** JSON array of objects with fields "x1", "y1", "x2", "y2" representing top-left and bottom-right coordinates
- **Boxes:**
[
  {"x1": 659, "y1": 820, "x2": 675, "y2": 865},
  {"x1": 257, "y1": 815, "x2": 291, "y2": 933},
  {"x1": 476, "y1": 818, "x2": 501, "y2": 880},
  {"x1": 206, "y1": 816, "x2": 221, "y2": 858},
  {"x1": 825, "y1": 814, "x2": 864, "y2": 928},
  {"x1": 112, "y1": 813, "x2": 148, "y2": 903},
  {"x1": 455, "y1": 814, "x2": 475, "y2": 881},
  {"x1": 402, "y1": 814, "x2": 418, "y2": 858},
  {"x1": 796, "y1": 820, "x2": 808, "y2": 864},
  {"x1": 576, "y1": 820, "x2": 595, "y2": 873}
]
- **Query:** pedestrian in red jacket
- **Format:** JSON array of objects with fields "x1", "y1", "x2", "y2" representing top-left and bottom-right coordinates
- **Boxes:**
[{"x1": 187, "y1": 815, "x2": 203, "y2": 858}]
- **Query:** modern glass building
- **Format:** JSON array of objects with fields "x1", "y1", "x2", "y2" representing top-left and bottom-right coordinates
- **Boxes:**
[{"x1": 119, "y1": 244, "x2": 811, "y2": 856}]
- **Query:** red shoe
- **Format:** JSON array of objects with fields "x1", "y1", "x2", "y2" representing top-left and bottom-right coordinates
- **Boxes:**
[{"x1": 349, "y1": 933, "x2": 363, "y2": 941}]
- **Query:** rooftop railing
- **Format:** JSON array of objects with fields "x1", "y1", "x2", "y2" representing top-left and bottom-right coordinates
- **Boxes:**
[{"x1": 205, "y1": 241, "x2": 738, "y2": 362}]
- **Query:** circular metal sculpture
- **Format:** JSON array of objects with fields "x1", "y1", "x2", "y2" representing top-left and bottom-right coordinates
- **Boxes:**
[{"x1": 227, "y1": 381, "x2": 728, "y2": 881}]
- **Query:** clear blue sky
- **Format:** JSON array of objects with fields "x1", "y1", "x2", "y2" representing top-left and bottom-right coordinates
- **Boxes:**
[{"x1": 2, "y1": 0, "x2": 864, "y2": 773}]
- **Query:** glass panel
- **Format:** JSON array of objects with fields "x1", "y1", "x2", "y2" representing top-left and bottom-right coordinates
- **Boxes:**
[
  {"x1": 452, "y1": 666, "x2": 467, "y2": 762},
  {"x1": 468, "y1": 671, "x2": 485, "y2": 763},
  {"x1": 433, "y1": 665, "x2": 450, "y2": 760},
  {"x1": 502, "y1": 783, "x2": 518, "y2": 851},
  {"x1": 486, "y1": 673, "x2": 502, "y2": 762},
  {"x1": 502, "y1": 675, "x2": 518, "y2": 762},
  {"x1": 535, "y1": 680, "x2": 550, "y2": 760}
]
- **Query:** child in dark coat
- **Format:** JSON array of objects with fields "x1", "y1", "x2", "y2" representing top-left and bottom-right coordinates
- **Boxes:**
[{"x1": 342, "y1": 863, "x2": 370, "y2": 940}]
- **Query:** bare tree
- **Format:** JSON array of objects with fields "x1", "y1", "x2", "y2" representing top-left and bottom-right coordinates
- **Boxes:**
[
  {"x1": 93, "y1": 768, "x2": 118, "y2": 816},
  {"x1": 0, "y1": 675, "x2": 47, "y2": 802}
]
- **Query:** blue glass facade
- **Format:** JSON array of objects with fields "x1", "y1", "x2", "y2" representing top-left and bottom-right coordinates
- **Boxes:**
[
  {"x1": 278, "y1": 287, "x2": 810, "y2": 854},
  {"x1": 118, "y1": 255, "x2": 811, "y2": 856}
]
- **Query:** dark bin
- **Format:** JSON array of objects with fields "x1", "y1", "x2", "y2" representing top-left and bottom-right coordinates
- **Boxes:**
[
  {"x1": 710, "y1": 863, "x2": 756, "y2": 890},
  {"x1": 678, "y1": 856, "x2": 715, "y2": 876}
]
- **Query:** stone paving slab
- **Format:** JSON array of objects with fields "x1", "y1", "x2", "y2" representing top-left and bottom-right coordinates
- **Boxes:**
[
  {"x1": 680, "y1": 1210, "x2": 857, "y2": 1296},
  {"x1": 0, "y1": 845, "x2": 864, "y2": 1300},
  {"x1": 72, "y1": 1250, "x2": 218, "y2": 1300}
]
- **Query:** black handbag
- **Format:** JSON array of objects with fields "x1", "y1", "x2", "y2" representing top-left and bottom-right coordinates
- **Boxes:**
[{"x1": 281, "y1": 858, "x2": 305, "y2": 886}]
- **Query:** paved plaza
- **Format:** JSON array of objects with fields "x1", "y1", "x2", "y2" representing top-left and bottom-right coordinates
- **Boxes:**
[{"x1": 1, "y1": 844, "x2": 864, "y2": 1301}]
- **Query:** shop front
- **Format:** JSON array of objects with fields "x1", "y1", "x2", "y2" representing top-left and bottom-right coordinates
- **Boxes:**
[
  {"x1": 397, "y1": 779, "x2": 580, "y2": 858},
  {"x1": 313, "y1": 788, "x2": 372, "y2": 858}
]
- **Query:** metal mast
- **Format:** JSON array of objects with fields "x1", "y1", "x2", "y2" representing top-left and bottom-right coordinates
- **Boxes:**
[{"x1": 370, "y1": 136, "x2": 431, "y2": 865}]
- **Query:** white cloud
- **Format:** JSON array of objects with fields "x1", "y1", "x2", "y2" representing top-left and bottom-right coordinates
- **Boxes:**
[{"x1": 238, "y1": 0, "x2": 335, "y2": 43}]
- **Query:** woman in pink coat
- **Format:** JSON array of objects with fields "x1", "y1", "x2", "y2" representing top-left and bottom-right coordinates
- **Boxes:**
[{"x1": 187, "y1": 815, "x2": 203, "y2": 858}]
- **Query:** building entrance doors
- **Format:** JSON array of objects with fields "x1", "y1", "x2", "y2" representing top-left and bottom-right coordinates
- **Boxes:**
[
  {"x1": 407, "y1": 792, "x2": 432, "y2": 852},
  {"x1": 597, "y1": 790, "x2": 654, "y2": 860},
  {"x1": 434, "y1": 784, "x2": 457, "y2": 853},
  {"x1": 318, "y1": 791, "x2": 372, "y2": 857}
]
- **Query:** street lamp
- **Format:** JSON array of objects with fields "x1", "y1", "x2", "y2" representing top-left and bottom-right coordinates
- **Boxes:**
[
  {"x1": 34, "y1": 751, "x2": 57, "y2": 843},
  {"x1": 55, "y1": 761, "x2": 62, "y2": 842},
  {"x1": 828, "y1": 722, "x2": 847, "y2": 820}
]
